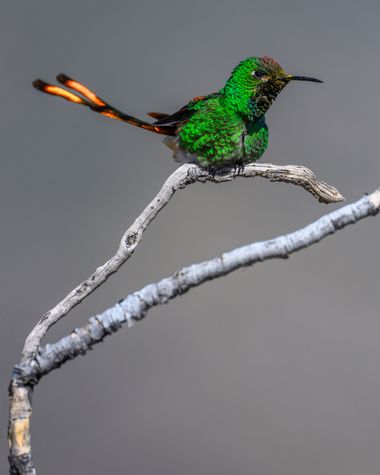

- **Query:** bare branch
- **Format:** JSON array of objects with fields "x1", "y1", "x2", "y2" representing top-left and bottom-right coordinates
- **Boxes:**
[
  {"x1": 21, "y1": 162, "x2": 343, "y2": 361},
  {"x1": 16, "y1": 188, "x2": 378, "y2": 386},
  {"x1": 9, "y1": 187, "x2": 378, "y2": 475}
]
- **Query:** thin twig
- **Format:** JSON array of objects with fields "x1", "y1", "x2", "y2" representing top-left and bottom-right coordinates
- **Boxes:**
[{"x1": 21, "y1": 162, "x2": 343, "y2": 362}]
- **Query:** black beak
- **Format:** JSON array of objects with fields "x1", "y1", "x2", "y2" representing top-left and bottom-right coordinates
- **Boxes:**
[{"x1": 288, "y1": 75, "x2": 323, "y2": 83}]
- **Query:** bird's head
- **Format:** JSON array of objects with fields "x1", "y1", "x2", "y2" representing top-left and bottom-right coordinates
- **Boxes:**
[{"x1": 224, "y1": 56, "x2": 322, "y2": 119}]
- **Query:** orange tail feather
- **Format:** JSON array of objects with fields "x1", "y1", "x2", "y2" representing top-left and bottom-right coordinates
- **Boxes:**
[{"x1": 33, "y1": 75, "x2": 176, "y2": 136}]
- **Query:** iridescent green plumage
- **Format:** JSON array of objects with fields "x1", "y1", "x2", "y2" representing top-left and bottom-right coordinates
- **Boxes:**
[
  {"x1": 177, "y1": 97, "x2": 268, "y2": 167},
  {"x1": 155, "y1": 56, "x2": 322, "y2": 167},
  {"x1": 33, "y1": 56, "x2": 322, "y2": 168}
]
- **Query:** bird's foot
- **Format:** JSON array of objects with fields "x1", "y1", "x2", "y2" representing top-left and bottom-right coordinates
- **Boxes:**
[
  {"x1": 206, "y1": 165, "x2": 218, "y2": 178},
  {"x1": 233, "y1": 161, "x2": 245, "y2": 177}
]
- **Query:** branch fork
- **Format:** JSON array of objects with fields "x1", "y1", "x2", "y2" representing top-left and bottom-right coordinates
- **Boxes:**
[{"x1": 10, "y1": 161, "x2": 371, "y2": 475}]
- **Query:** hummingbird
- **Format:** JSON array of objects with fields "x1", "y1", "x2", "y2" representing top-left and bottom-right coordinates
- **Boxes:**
[{"x1": 33, "y1": 57, "x2": 322, "y2": 168}]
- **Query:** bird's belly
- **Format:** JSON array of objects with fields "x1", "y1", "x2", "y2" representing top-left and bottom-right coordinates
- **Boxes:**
[
  {"x1": 163, "y1": 134, "x2": 263, "y2": 168},
  {"x1": 162, "y1": 136, "x2": 198, "y2": 164},
  {"x1": 164, "y1": 121, "x2": 268, "y2": 168}
]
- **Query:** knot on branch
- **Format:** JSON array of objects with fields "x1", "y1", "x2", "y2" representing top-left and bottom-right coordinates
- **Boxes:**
[{"x1": 125, "y1": 232, "x2": 138, "y2": 248}]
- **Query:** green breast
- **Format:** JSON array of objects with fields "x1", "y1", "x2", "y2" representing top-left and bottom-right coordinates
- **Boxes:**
[
  {"x1": 178, "y1": 98, "x2": 269, "y2": 167},
  {"x1": 243, "y1": 118, "x2": 269, "y2": 162}
]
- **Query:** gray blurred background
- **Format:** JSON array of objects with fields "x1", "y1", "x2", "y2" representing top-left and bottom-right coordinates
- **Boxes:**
[{"x1": 1, "y1": 1, "x2": 380, "y2": 473}]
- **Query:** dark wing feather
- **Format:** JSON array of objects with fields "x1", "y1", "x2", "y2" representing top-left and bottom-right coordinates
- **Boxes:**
[
  {"x1": 152, "y1": 93, "x2": 221, "y2": 126},
  {"x1": 147, "y1": 112, "x2": 170, "y2": 120},
  {"x1": 152, "y1": 106, "x2": 195, "y2": 126}
]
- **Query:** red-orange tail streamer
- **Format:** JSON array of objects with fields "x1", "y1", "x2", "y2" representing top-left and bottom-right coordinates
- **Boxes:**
[{"x1": 33, "y1": 75, "x2": 176, "y2": 136}]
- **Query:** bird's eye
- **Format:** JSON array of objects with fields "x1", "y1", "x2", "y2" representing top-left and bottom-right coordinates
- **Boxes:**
[{"x1": 252, "y1": 70, "x2": 265, "y2": 79}]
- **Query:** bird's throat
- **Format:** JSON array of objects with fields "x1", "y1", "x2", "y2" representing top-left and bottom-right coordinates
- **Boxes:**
[
  {"x1": 249, "y1": 81, "x2": 287, "y2": 119},
  {"x1": 223, "y1": 79, "x2": 286, "y2": 121}
]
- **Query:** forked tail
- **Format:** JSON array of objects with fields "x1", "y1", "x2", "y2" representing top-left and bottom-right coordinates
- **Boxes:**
[{"x1": 33, "y1": 74, "x2": 176, "y2": 136}]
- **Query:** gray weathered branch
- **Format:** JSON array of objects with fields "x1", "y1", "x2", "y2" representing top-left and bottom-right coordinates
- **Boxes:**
[
  {"x1": 8, "y1": 186, "x2": 378, "y2": 475},
  {"x1": 8, "y1": 159, "x2": 349, "y2": 475},
  {"x1": 21, "y1": 162, "x2": 344, "y2": 362},
  {"x1": 14, "y1": 188, "x2": 379, "y2": 387}
]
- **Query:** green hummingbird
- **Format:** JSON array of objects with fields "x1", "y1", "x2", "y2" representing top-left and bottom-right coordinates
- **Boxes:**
[{"x1": 33, "y1": 57, "x2": 322, "y2": 168}]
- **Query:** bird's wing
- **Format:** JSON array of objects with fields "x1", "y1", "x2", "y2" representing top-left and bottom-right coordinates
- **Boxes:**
[
  {"x1": 149, "y1": 93, "x2": 221, "y2": 127},
  {"x1": 146, "y1": 112, "x2": 170, "y2": 120}
]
